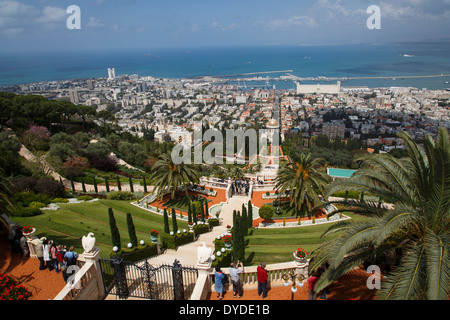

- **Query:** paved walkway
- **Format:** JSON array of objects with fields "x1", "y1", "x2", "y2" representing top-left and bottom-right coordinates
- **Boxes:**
[{"x1": 146, "y1": 195, "x2": 251, "y2": 267}]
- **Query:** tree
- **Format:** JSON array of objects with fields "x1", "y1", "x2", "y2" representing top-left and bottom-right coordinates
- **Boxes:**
[
  {"x1": 149, "y1": 153, "x2": 200, "y2": 200},
  {"x1": 126, "y1": 213, "x2": 138, "y2": 248},
  {"x1": 163, "y1": 208, "x2": 170, "y2": 234},
  {"x1": 242, "y1": 203, "x2": 248, "y2": 236},
  {"x1": 247, "y1": 200, "x2": 253, "y2": 229},
  {"x1": 232, "y1": 211, "x2": 245, "y2": 263},
  {"x1": 171, "y1": 207, "x2": 178, "y2": 234},
  {"x1": 129, "y1": 176, "x2": 134, "y2": 193},
  {"x1": 274, "y1": 153, "x2": 330, "y2": 217},
  {"x1": 310, "y1": 128, "x2": 450, "y2": 300},
  {"x1": 259, "y1": 205, "x2": 274, "y2": 222},
  {"x1": 188, "y1": 202, "x2": 193, "y2": 224},
  {"x1": 108, "y1": 208, "x2": 121, "y2": 249}
]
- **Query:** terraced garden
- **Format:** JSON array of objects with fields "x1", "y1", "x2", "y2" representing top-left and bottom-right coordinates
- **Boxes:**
[
  {"x1": 244, "y1": 212, "x2": 364, "y2": 265},
  {"x1": 12, "y1": 199, "x2": 189, "y2": 258}
]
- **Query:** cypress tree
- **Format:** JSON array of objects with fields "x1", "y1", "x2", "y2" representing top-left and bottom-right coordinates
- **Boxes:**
[
  {"x1": 204, "y1": 200, "x2": 209, "y2": 219},
  {"x1": 163, "y1": 208, "x2": 170, "y2": 233},
  {"x1": 200, "y1": 199, "x2": 205, "y2": 222},
  {"x1": 188, "y1": 202, "x2": 193, "y2": 224},
  {"x1": 70, "y1": 178, "x2": 75, "y2": 192},
  {"x1": 93, "y1": 177, "x2": 98, "y2": 193},
  {"x1": 232, "y1": 211, "x2": 241, "y2": 262},
  {"x1": 117, "y1": 176, "x2": 121, "y2": 191},
  {"x1": 108, "y1": 208, "x2": 121, "y2": 249},
  {"x1": 247, "y1": 200, "x2": 253, "y2": 229},
  {"x1": 143, "y1": 177, "x2": 148, "y2": 193},
  {"x1": 105, "y1": 177, "x2": 110, "y2": 193},
  {"x1": 81, "y1": 177, "x2": 86, "y2": 193},
  {"x1": 129, "y1": 176, "x2": 134, "y2": 193},
  {"x1": 242, "y1": 204, "x2": 248, "y2": 236},
  {"x1": 59, "y1": 176, "x2": 63, "y2": 186},
  {"x1": 126, "y1": 213, "x2": 138, "y2": 247},
  {"x1": 171, "y1": 207, "x2": 178, "y2": 233}
]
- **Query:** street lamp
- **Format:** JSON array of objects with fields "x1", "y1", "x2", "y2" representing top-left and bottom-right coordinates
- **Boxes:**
[{"x1": 282, "y1": 271, "x2": 306, "y2": 300}]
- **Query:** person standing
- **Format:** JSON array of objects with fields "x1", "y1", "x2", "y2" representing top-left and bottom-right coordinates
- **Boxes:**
[
  {"x1": 42, "y1": 239, "x2": 53, "y2": 271},
  {"x1": 257, "y1": 262, "x2": 268, "y2": 298},
  {"x1": 18, "y1": 228, "x2": 29, "y2": 260},
  {"x1": 307, "y1": 271, "x2": 320, "y2": 300},
  {"x1": 64, "y1": 246, "x2": 78, "y2": 266},
  {"x1": 36, "y1": 237, "x2": 46, "y2": 270},
  {"x1": 50, "y1": 242, "x2": 59, "y2": 272},
  {"x1": 214, "y1": 266, "x2": 225, "y2": 300},
  {"x1": 229, "y1": 261, "x2": 244, "y2": 298}
]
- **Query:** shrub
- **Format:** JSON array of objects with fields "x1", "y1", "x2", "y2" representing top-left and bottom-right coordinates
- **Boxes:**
[
  {"x1": 259, "y1": 204, "x2": 274, "y2": 221},
  {"x1": 51, "y1": 198, "x2": 69, "y2": 203},
  {"x1": 108, "y1": 191, "x2": 135, "y2": 200},
  {"x1": 0, "y1": 272, "x2": 32, "y2": 300},
  {"x1": 208, "y1": 218, "x2": 220, "y2": 227},
  {"x1": 77, "y1": 195, "x2": 93, "y2": 201},
  {"x1": 28, "y1": 201, "x2": 46, "y2": 210},
  {"x1": 12, "y1": 191, "x2": 51, "y2": 207},
  {"x1": 160, "y1": 232, "x2": 194, "y2": 250},
  {"x1": 193, "y1": 223, "x2": 210, "y2": 235},
  {"x1": 12, "y1": 205, "x2": 42, "y2": 217},
  {"x1": 211, "y1": 250, "x2": 232, "y2": 268}
]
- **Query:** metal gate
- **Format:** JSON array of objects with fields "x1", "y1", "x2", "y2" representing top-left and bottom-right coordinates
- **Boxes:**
[{"x1": 98, "y1": 257, "x2": 198, "y2": 300}]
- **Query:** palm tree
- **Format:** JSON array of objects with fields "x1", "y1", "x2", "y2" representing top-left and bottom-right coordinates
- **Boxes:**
[
  {"x1": 149, "y1": 153, "x2": 200, "y2": 200},
  {"x1": 310, "y1": 128, "x2": 449, "y2": 300},
  {"x1": 274, "y1": 153, "x2": 330, "y2": 217}
]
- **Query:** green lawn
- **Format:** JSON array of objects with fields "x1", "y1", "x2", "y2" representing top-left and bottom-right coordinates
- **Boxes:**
[
  {"x1": 13, "y1": 199, "x2": 188, "y2": 258},
  {"x1": 244, "y1": 212, "x2": 364, "y2": 266}
]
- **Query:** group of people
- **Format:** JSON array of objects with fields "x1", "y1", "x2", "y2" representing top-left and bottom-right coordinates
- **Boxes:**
[
  {"x1": 214, "y1": 261, "x2": 330, "y2": 300},
  {"x1": 231, "y1": 178, "x2": 250, "y2": 196},
  {"x1": 8, "y1": 224, "x2": 79, "y2": 284},
  {"x1": 214, "y1": 261, "x2": 245, "y2": 300},
  {"x1": 35, "y1": 237, "x2": 78, "y2": 283}
]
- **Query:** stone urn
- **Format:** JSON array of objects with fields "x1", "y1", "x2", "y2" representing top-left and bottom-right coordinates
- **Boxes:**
[
  {"x1": 22, "y1": 227, "x2": 36, "y2": 240},
  {"x1": 293, "y1": 252, "x2": 308, "y2": 267}
]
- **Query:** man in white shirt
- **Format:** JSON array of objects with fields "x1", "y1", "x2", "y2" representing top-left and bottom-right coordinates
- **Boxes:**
[{"x1": 229, "y1": 260, "x2": 244, "y2": 298}]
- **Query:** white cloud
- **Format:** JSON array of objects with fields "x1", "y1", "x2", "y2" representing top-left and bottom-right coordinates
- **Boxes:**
[
  {"x1": 268, "y1": 15, "x2": 317, "y2": 29},
  {"x1": 37, "y1": 6, "x2": 66, "y2": 23}
]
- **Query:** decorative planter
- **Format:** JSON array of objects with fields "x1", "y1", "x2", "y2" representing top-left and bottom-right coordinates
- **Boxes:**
[
  {"x1": 150, "y1": 235, "x2": 158, "y2": 243},
  {"x1": 22, "y1": 228, "x2": 36, "y2": 239},
  {"x1": 224, "y1": 242, "x2": 232, "y2": 250},
  {"x1": 293, "y1": 253, "x2": 308, "y2": 267}
]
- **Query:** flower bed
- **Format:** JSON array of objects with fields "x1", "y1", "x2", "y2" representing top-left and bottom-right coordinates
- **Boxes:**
[{"x1": 0, "y1": 272, "x2": 32, "y2": 300}]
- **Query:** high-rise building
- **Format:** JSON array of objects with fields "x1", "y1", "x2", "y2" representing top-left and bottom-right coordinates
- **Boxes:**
[
  {"x1": 69, "y1": 90, "x2": 79, "y2": 104},
  {"x1": 87, "y1": 79, "x2": 95, "y2": 90},
  {"x1": 322, "y1": 122, "x2": 345, "y2": 139},
  {"x1": 107, "y1": 68, "x2": 116, "y2": 80}
]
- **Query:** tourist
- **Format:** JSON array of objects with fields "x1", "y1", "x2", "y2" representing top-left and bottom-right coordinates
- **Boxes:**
[
  {"x1": 61, "y1": 257, "x2": 69, "y2": 283},
  {"x1": 64, "y1": 246, "x2": 78, "y2": 266},
  {"x1": 42, "y1": 239, "x2": 53, "y2": 271},
  {"x1": 257, "y1": 262, "x2": 268, "y2": 298},
  {"x1": 229, "y1": 261, "x2": 244, "y2": 298},
  {"x1": 18, "y1": 227, "x2": 29, "y2": 260},
  {"x1": 307, "y1": 271, "x2": 320, "y2": 300},
  {"x1": 214, "y1": 266, "x2": 225, "y2": 300},
  {"x1": 50, "y1": 242, "x2": 59, "y2": 272},
  {"x1": 36, "y1": 237, "x2": 46, "y2": 270},
  {"x1": 56, "y1": 245, "x2": 66, "y2": 271}
]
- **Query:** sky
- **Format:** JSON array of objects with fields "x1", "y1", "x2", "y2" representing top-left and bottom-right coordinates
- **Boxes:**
[{"x1": 1, "y1": 0, "x2": 450, "y2": 52}]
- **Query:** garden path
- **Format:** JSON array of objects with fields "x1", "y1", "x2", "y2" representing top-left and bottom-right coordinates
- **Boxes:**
[{"x1": 145, "y1": 195, "x2": 250, "y2": 267}]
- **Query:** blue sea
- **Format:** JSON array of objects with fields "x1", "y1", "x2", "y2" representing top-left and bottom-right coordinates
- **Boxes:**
[{"x1": 1, "y1": 42, "x2": 450, "y2": 89}]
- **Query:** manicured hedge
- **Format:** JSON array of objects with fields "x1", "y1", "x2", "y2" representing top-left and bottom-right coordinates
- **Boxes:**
[
  {"x1": 109, "y1": 243, "x2": 158, "y2": 262},
  {"x1": 207, "y1": 218, "x2": 220, "y2": 227},
  {"x1": 160, "y1": 232, "x2": 195, "y2": 250},
  {"x1": 193, "y1": 224, "x2": 210, "y2": 235}
]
